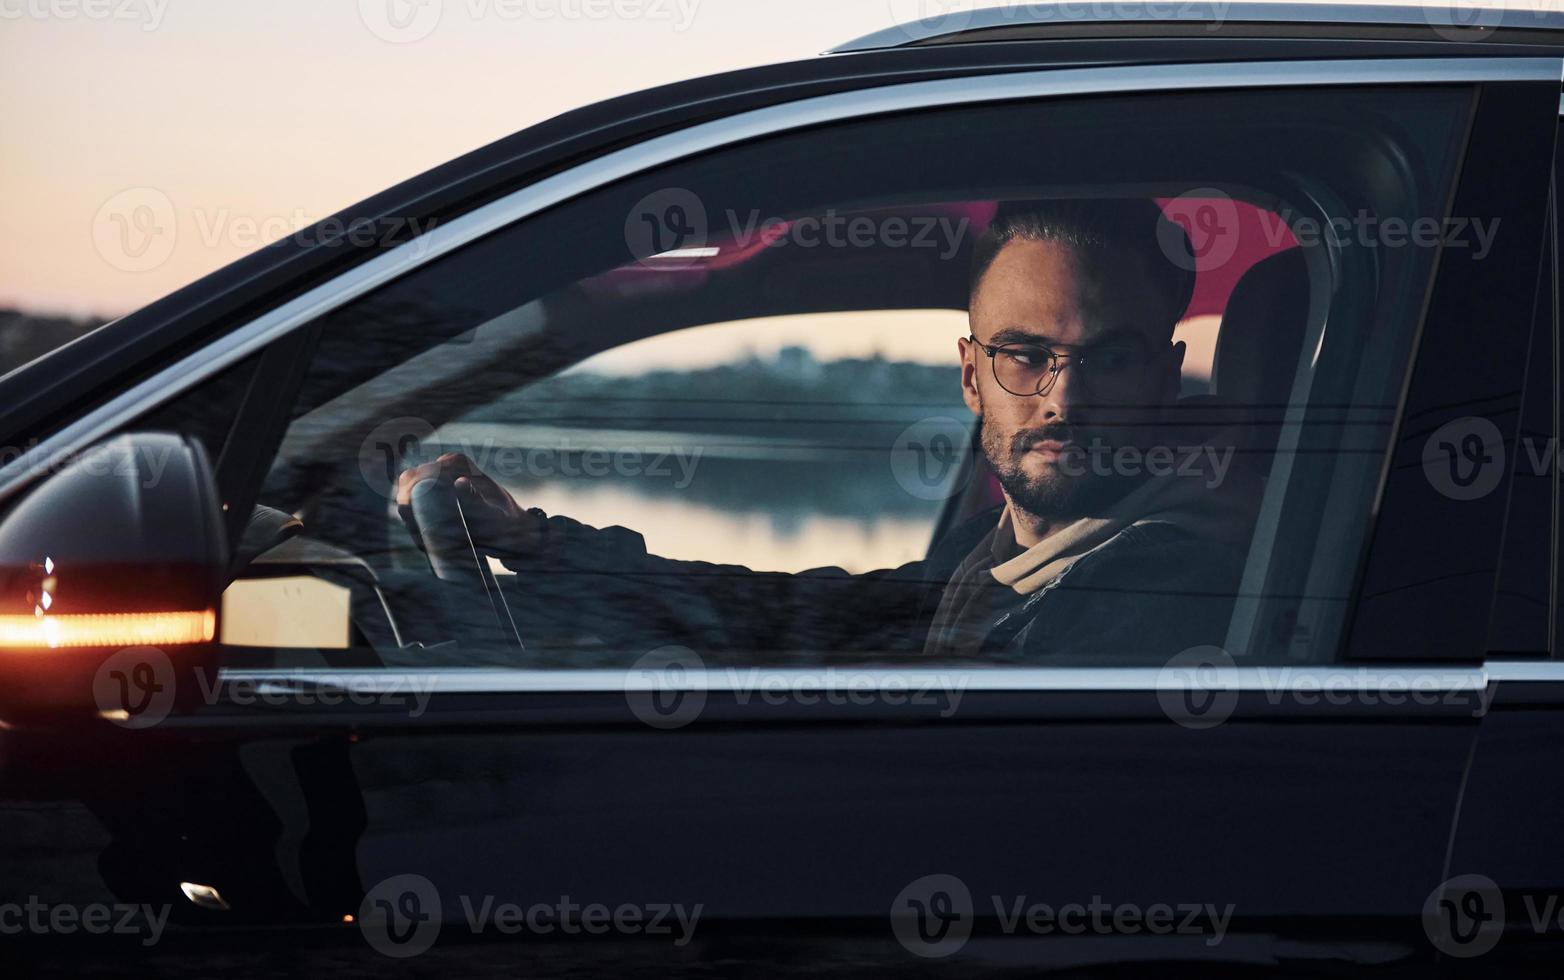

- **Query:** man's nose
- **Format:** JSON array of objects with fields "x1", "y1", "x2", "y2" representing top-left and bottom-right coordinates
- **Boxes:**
[{"x1": 1038, "y1": 359, "x2": 1086, "y2": 420}]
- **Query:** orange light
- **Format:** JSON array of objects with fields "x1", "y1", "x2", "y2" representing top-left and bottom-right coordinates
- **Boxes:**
[{"x1": 0, "y1": 609, "x2": 216, "y2": 649}]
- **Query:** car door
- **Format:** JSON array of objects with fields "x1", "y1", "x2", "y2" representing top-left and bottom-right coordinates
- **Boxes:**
[{"x1": 3, "y1": 55, "x2": 1560, "y2": 977}]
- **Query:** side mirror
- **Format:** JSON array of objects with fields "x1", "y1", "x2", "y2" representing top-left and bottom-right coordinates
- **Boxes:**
[{"x1": 0, "y1": 433, "x2": 226, "y2": 721}]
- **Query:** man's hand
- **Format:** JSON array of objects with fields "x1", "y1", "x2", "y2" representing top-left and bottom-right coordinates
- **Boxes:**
[{"x1": 395, "y1": 452, "x2": 546, "y2": 559}]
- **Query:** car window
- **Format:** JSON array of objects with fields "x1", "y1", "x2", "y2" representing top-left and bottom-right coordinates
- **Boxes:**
[
  {"x1": 143, "y1": 84, "x2": 1483, "y2": 670},
  {"x1": 435, "y1": 310, "x2": 972, "y2": 574},
  {"x1": 1487, "y1": 176, "x2": 1555, "y2": 658}
]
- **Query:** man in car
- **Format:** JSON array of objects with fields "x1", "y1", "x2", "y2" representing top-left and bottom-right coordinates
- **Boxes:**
[{"x1": 397, "y1": 199, "x2": 1259, "y2": 663}]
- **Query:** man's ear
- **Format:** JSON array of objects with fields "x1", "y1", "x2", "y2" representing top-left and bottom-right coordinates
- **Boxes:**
[
  {"x1": 959, "y1": 336, "x2": 984, "y2": 416},
  {"x1": 1164, "y1": 340, "x2": 1187, "y2": 401}
]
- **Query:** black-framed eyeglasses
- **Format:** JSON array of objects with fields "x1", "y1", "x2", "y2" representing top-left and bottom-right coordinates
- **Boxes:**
[{"x1": 968, "y1": 334, "x2": 1150, "y2": 397}]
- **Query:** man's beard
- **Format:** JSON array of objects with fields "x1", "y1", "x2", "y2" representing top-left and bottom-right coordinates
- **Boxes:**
[{"x1": 978, "y1": 415, "x2": 1137, "y2": 523}]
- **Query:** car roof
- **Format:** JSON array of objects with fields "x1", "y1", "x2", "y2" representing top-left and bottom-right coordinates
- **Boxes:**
[{"x1": 833, "y1": 2, "x2": 1564, "y2": 52}]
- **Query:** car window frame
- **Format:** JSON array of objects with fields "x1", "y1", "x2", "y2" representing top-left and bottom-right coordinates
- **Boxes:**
[
  {"x1": 243, "y1": 75, "x2": 1502, "y2": 674},
  {"x1": 1484, "y1": 160, "x2": 1557, "y2": 659}
]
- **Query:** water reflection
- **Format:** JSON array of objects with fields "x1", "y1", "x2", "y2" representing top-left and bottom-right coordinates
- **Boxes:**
[
  {"x1": 432, "y1": 348, "x2": 975, "y2": 572},
  {"x1": 432, "y1": 427, "x2": 961, "y2": 573},
  {"x1": 518, "y1": 477, "x2": 941, "y2": 574}
]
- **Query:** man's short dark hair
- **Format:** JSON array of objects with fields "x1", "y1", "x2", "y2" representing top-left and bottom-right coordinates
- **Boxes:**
[{"x1": 968, "y1": 198, "x2": 1197, "y2": 337}]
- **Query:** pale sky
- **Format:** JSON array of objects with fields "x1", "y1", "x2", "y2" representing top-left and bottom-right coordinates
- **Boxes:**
[
  {"x1": 0, "y1": 0, "x2": 1528, "y2": 318},
  {"x1": 0, "y1": 0, "x2": 911, "y2": 316}
]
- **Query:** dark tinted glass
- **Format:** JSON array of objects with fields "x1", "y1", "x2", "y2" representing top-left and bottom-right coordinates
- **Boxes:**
[{"x1": 141, "y1": 86, "x2": 1480, "y2": 671}]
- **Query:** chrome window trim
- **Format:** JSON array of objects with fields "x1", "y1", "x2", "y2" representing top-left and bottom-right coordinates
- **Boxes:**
[
  {"x1": 3, "y1": 56, "x2": 1557, "y2": 505},
  {"x1": 831, "y1": 2, "x2": 1564, "y2": 53},
  {"x1": 214, "y1": 661, "x2": 1564, "y2": 697},
  {"x1": 220, "y1": 665, "x2": 1496, "y2": 694},
  {"x1": 1486, "y1": 660, "x2": 1564, "y2": 682}
]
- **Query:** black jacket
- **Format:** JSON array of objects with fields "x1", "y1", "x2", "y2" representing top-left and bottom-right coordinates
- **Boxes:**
[{"x1": 500, "y1": 506, "x2": 1246, "y2": 667}]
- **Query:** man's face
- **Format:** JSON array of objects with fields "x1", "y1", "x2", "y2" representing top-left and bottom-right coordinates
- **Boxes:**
[{"x1": 961, "y1": 238, "x2": 1185, "y2": 522}]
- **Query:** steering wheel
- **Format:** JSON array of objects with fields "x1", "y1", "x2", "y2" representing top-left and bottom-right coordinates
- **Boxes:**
[{"x1": 407, "y1": 477, "x2": 525, "y2": 651}]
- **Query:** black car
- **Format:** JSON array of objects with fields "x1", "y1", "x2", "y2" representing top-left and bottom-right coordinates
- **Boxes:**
[{"x1": 4, "y1": 3, "x2": 1564, "y2": 975}]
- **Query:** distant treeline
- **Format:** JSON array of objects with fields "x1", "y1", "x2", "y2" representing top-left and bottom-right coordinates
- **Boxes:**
[
  {"x1": 0, "y1": 310, "x2": 105, "y2": 376},
  {"x1": 468, "y1": 346, "x2": 972, "y2": 440}
]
